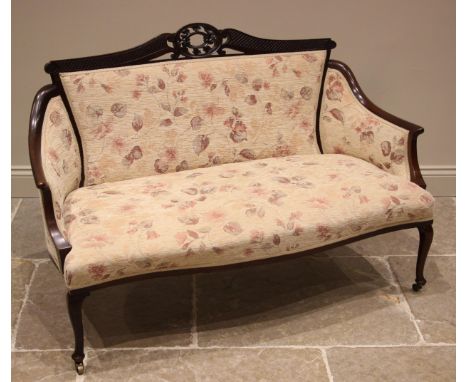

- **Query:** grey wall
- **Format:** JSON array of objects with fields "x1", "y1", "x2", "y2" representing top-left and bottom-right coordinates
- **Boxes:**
[{"x1": 12, "y1": 0, "x2": 455, "y2": 195}]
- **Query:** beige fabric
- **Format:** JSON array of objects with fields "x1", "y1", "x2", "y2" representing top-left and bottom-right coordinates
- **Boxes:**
[
  {"x1": 41, "y1": 96, "x2": 81, "y2": 263},
  {"x1": 62, "y1": 154, "x2": 433, "y2": 289},
  {"x1": 60, "y1": 51, "x2": 327, "y2": 186},
  {"x1": 320, "y1": 68, "x2": 411, "y2": 179}
]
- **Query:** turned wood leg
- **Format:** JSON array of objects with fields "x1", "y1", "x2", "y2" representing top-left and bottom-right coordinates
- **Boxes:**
[
  {"x1": 412, "y1": 223, "x2": 434, "y2": 292},
  {"x1": 67, "y1": 290, "x2": 89, "y2": 375}
]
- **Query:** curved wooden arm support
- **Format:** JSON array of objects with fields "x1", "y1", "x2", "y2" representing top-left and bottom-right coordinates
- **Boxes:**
[
  {"x1": 327, "y1": 60, "x2": 426, "y2": 189},
  {"x1": 29, "y1": 84, "x2": 72, "y2": 271}
]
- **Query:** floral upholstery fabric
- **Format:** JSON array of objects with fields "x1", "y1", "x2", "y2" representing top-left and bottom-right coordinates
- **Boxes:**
[
  {"x1": 41, "y1": 96, "x2": 81, "y2": 266},
  {"x1": 320, "y1": 68, "x2": 411, "y2": 179},
  {"x1": 60, "y1": 51, "x2": 327, "y2": 186},
  {"x1": 62, "y1": 154, "x2": 434, "y2": 289}
]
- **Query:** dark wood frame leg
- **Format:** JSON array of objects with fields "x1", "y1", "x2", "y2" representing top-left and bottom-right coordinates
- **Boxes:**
[
  {"x1": 67, "y1": 290, "x2": 89, "y2": 375},
  {"x1": 412, "y1": 223, "x2": 434, "y2": 292}
]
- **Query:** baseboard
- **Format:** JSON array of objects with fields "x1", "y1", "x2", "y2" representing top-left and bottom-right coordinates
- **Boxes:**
[
  {"x1": 11, "y1": 164, "x2": 456, "y2": 198},
  {"x1": 420, "y1": 165, "x2": 456, "y2": 197},
  {"x1": 11, "y1": 165, "x2": 39, "y2": 198}
]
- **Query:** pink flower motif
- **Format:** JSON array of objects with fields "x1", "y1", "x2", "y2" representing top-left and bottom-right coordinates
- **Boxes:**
[
  {"x1": 333, "y1": 146, "x2": 345, "y2": 154},
  {"x1": 250, "y1": 230, "x2": 264, "y2": 243},
  {"x1": 88, "y1": 264, "x2": 109, "y2": 280},
  {"x1": 359, "y1": 195, "x2": 370, "y2": 204},
  {"x1": 165, "y1": 147, "x2": 177, "y2": 161},
  {"x1": 308, "y1": 197, "x2": 330, "y2": 209},
  {"x1": 381, "y1": 196, "x2": 401, "y2": 209},
  {"x1": 179, "y1": 200, "x2": 197, "y2": 211},
  {"x1": 420, "y1": 194, "x2": 434, "y2": 206},
  {"x1": 299, "y1": 119, "x2": 312, "y2": 131},
  {"x1": 112, "y1": 137, "x2": 125, "y2": 153},
  {"x1": 177, "y1": 73, "x2": 187, "y2": 83},
  {"x1": 287, "y1": 102, "x2": 301, "y2": 119},
  {"x1": 219, "y1": 184, "x2": 238, "y2": 192},
  {"x1": 48, "y1": 149, "x2": 59, "y2": 162},
  {"x1": 146, "y1": 231, "x2": 160, "y2": 240},
  {"x1": 302, "y1": 53, "x2": 317, "y2": 63},
  {"x1": 293, "y1": 225, "x2": 304, "y2": 236},
  {"x1": 86, "y1": 166, "x2": 103, "y2": 183},
  {"x1": 82, "y1": 234, "x2": 110, "y2": 248},
  {"x1": 199, "y1": 72, "x2": 214, "y2": 88},
  {"x1": 273, "y1": 145, "x2": 292, "y2": 157},
  {"x1": 175, "y1": 231, "x2": 188, "y2": 245},
  {"x1": 203, "y1": 103, "x2": 225, "y2": 119},
  {"x1": 316, "y1": 225, "x2": 332, "y2": 241},
  {"x1": 120, "y1": 204, "x2": 136, "y2": 212},
  {"x1": 93, "y1": 120, "x2": 113, "y2": 139},
  {"x1": 289, "y1": 211, "x2": 303, "y2": 220},
  {"x1": 250, "y1": 187, "x2": 269, "y2": 197},
  {"x1": 205, "y1": 210, "x2": 226, "y2": 221}
]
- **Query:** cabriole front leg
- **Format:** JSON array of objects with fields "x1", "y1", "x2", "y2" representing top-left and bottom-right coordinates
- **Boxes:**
[
  {"x1": 412, "y1": 223, "x2": 434, "y2": 292},
  {"x1": 67, "y1": 290, "x2": 90, "y2": 375}
]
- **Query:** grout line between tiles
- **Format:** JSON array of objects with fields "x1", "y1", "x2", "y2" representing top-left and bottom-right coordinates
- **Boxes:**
[
  {"x1": 27, "y1": 258, "x2": 50, "y2": 264},
  {"x1": 321, "y1": 348, "x2": 334, "y2": 382},
  {"x1": 190, "y1": 274, "x2": 199, "y2": 348},
  {"x1": 11, "y1": 261, "x2": 40, "y2": 350},
  {"x1": 382, "y1": 254, "x2": 456, "y2": 257},
  {"x1": 319, "y1": 254, "x2": 456, "y2": 258},
  {"x1": 13, "y1": 348, "x2": 74, "y2": 352},
  {"x1": 382, "y1": 256, "x2": 426, "y2": 344},
  {"x1": 16, "y1": 343, "x2": 454, "y2": 353},
  {"x1": 11, "y1": 198, "x2": 23, "y2": 223},
  {"x1": 13, "y1": 254, "x2": 456, "y2": 263}
]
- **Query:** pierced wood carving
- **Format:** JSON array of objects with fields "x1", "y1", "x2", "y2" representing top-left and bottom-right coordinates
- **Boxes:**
[{"x1": 171, "y1": 23, "x2": 225, "y2": 58}]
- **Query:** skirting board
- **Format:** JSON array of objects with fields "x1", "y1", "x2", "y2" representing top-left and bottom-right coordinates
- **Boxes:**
[{"x1": 11, "y1": 164, "x2": 456, "y2": 198}]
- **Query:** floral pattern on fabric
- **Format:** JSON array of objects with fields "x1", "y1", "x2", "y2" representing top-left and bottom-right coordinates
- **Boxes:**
[
  {"x1": 320, "y1": 69, "x2": 411, "y2": 179},
  {"x1": 62, "y1": 154, "x2": 433, "y2": 289},
  {"x1": 41, "y1": 96, "x2": 81, "y2": 265},
  {"x1": 60, "y1": 51, "x2": 327, "y2": 186}
]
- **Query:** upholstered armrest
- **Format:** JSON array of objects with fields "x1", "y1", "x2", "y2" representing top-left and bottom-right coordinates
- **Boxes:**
[
  {"x1": 319, "y1": 60, "x2": 425, "y2": 188},
  {"x1": 29, "y1": 85, "x2": 81, "y2": 269}
]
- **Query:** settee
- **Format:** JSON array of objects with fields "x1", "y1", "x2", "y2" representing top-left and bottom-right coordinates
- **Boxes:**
[{"x1": 29, "y1": 23, "x2": 434, "y2": 374}]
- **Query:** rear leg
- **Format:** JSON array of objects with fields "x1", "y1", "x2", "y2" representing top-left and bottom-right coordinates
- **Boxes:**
[{"x1": 412, "y1": 223, "x2": 434, "y2": 292}]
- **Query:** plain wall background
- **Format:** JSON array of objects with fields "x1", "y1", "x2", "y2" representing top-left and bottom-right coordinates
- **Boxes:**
[{"x1": 12, "y1": 0, "x2": 455, "y2": 194}]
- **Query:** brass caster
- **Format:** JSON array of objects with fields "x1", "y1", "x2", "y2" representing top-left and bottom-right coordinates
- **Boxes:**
[{"x1": 75, "y1": 362, "x2": 84, "y2": 375}]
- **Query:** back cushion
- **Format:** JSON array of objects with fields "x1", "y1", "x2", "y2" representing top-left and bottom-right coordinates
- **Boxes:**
[{"x1": 60, "y1": 51, "x2": 327, "y2": 185}]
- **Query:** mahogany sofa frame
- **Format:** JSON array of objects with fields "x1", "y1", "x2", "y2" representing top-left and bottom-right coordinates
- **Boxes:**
[{"x1": 28, "y1": 23, "x2": 433, "y2": 375}]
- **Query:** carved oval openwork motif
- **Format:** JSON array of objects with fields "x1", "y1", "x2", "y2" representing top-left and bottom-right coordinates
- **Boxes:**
[{"x1": 173, "y1": 23, "x2": 222, "y2": 58}]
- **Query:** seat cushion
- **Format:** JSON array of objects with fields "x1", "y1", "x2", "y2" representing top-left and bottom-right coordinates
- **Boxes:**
[{"x1": 62, "y1": 154, "x2": 434, "y2": 289}]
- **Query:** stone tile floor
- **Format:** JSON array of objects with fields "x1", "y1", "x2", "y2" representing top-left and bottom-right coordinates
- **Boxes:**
[{"x1": 11, "y1": 197, "x2": 455, "y2": 381}]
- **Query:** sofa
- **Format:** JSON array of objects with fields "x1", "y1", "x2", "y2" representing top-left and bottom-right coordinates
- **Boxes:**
[{"x1": 29, "y1": 23, "x2": 434, "y2": 374}]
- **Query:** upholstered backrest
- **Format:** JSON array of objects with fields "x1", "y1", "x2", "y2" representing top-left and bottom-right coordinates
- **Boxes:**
[{"x1": 60, "y1": 51, "x2": 327, "y2": 185}]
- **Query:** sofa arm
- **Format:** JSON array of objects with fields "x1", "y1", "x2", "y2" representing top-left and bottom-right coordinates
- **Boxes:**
[
  {"x1": 29, "y1": 84, "x2": 81, "y2": 270},
  {"x1": 319, "y1": 60, "x2": 426, "y2": 188}
]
